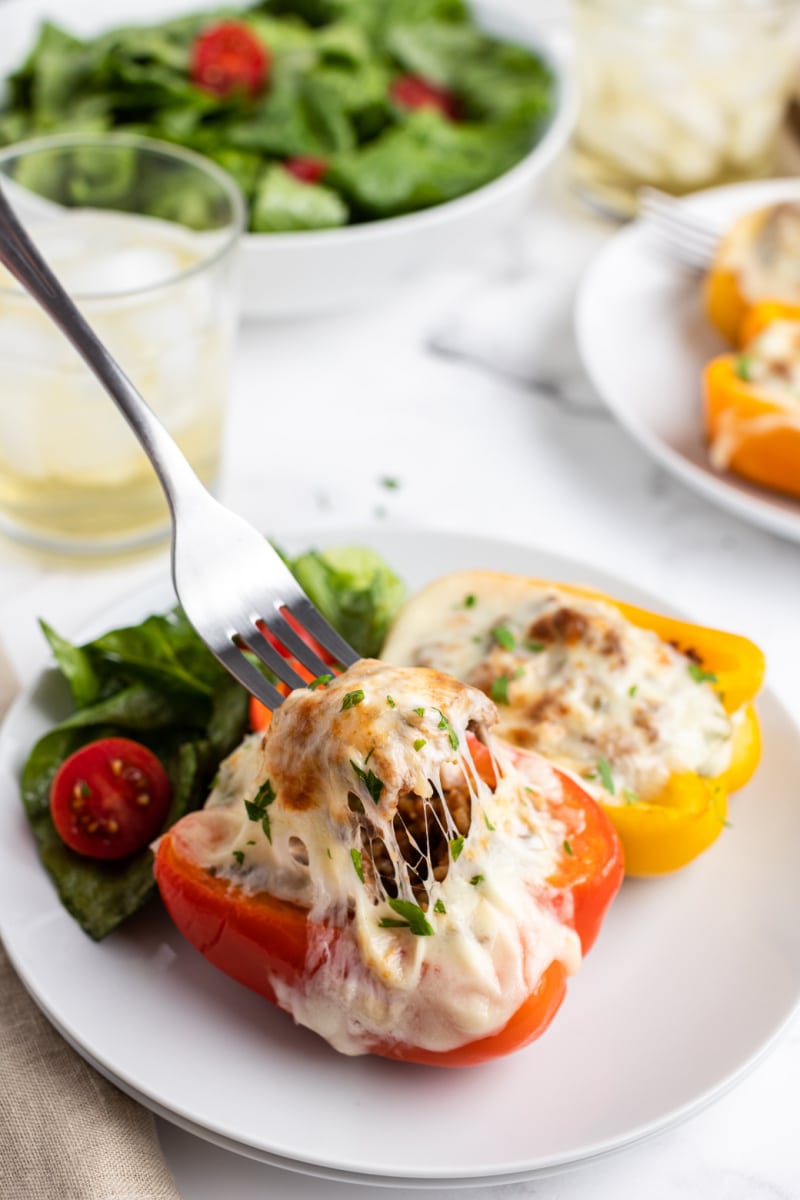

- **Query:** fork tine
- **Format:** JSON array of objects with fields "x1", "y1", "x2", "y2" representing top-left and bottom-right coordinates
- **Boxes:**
[
  {"x1": 285, "y1": 595, "x2": 361, "y2": 668},
  {"x1": 239, "y1": 624, "x2": 310, "y2": 692},
  {"x1": 637, "y1": 187, "x2": 719, "y2": 270},
  {"x1": 262, "y1": 607, "x2": 338, "y2": 679},
  {"x1": 215, "y1": 642, "x2": 287, "y2": 711}
]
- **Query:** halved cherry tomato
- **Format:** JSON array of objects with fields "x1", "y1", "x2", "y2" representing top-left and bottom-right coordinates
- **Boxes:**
[
  {"x1": 191, "y1": 21, "x2": 269, "y2": 99},
  {"x1": 390, "y1": 74, "x2": 459, "y2": 118},
  {"x1": 284, "y1": 156, "x2": 328, "y2": 185},
  {"x1": 50, "y1": 737, "x2": 171, "y2": 860}
]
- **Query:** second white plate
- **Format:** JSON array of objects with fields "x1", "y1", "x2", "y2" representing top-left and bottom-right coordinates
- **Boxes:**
[
  {"x1": 1, "y1": 529, "x2": 799, "y2": 1185},
  {"x1": 576, "y1": 178, "x2": 800, "y2": 544}
]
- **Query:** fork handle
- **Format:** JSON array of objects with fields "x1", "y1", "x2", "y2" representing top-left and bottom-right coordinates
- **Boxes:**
[{"x1": 0, "y1": 181, "x2": 204, "y2": 516}]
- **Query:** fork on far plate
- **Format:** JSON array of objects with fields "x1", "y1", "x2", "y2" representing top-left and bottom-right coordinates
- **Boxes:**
[
  {"x1": 637, "y1": 187, "x2": 722, "y2": 272},
  {"x1": 0, "y1": 181, "x2": 359, "y2": 709}
]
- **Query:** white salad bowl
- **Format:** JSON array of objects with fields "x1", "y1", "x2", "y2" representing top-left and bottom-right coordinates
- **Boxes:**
[
  {"x1": 0, "y1": 0, "x2": 576, "y2": 319},
  {"x1": 239, "y1": 20, "x2": 574, "y2": 317}
]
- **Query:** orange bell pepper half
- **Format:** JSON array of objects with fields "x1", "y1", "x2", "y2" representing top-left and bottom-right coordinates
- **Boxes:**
[
  {"x1": 154, "y1": 734, "x2": 622, "y2": 1067},
  {"x1": 703, "y1": 351, "x2": 800, "y2": 502}
]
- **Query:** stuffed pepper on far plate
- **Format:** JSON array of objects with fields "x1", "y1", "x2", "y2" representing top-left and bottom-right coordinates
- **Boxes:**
[
  {"x1": 155, "y1": 660, "x2": 623, "y2": 1067},
  {"x1": 704, "y1": 302, "x2": 800, "y2": 500}
]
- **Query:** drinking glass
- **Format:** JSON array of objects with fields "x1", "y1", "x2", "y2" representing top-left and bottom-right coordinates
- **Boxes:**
[
  {"x1": 0, "y1": 133, "x2": 245, "y2": 553},
  {"x1": 571, "y1": 0, "x2": 800, "y2": 218}
]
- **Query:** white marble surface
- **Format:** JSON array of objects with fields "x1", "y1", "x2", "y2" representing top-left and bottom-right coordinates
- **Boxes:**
[{"x1": 2, "y1": 156, "x2": 800, "y2": 1198}]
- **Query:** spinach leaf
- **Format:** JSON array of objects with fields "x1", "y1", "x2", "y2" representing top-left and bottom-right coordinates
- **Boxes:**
[
  {"x1": 252, "y1": 164, "x2": 348, "y2": 231},
  {"x1": 289, "y1": 545, "x2": 405, "y2": 658},
  {"x1": 20, "y1": 615, "x2": 249, "y2": 941}
]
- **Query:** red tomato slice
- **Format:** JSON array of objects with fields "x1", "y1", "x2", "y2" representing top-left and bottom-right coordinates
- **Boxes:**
[
  {"x1": 390, "y1": 74, "x2": 459, "y2": 118},
  {"x1": 191, "y1": 21, "x2": 269, "y2": 99},
  {"x1": 284, "y1": 156, "x2": 328, "y2": 185},
  {"x1": 50, "y1": 737, "x2": 171, "y2": 860}
]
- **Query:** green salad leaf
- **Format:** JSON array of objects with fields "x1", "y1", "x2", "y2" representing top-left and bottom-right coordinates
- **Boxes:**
[{"x1": 20, "y1": 543, "x2": 404, "y2": 939}]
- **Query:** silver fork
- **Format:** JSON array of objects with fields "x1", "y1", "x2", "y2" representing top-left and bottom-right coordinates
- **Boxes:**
[
  {"x1": 0, "y1": 182, "x2": 359, "y2": 709},
  {"x1": 637, "y1": 187, "x2": 722, "y2": 272}
]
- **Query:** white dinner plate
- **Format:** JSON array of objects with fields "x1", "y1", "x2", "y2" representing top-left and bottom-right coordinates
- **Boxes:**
[
  {"x1": 575, "y1": 178, "x2": 800, "y2": 544},
  {"x1": 1, "y1": 528, "x2": 799, "y2": 1186}
]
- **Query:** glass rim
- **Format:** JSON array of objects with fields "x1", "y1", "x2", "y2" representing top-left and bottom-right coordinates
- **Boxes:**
[{"x1": 0, "y1": 130, "x2": 246, "y2": 302}]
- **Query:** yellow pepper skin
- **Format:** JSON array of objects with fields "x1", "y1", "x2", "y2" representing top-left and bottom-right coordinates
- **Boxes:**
[
  {"x1": 703, "y1": 353, "x2": 800, "y2": 501},
  {"x1": 509, "y1": 582, "x2": 764, "y2": 877}
]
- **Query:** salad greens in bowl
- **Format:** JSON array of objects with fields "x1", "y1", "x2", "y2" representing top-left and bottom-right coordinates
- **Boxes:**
[{"x1": 0, "y1": 0, "x2": 575, "y2": 316}]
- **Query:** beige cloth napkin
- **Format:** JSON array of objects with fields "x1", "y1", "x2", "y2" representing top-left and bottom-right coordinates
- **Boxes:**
[{"x1": 0, "y1": 642, "x2": 182, "y2": 1200}]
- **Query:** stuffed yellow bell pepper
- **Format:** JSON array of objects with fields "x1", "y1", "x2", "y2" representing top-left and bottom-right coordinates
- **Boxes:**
[
  {"x1": 704, "y1": 301, "x2": 800, "y2": 500},
  {"x1": 381, "y1": 570, "x2": 764, "y2": 877},
  {"x1": 704, "y1": 201, "x2": 800, "y2": 344}
]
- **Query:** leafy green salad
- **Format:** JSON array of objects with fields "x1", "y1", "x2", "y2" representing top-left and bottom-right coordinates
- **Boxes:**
[
  {"x1": 22, "y1": 545, "x2": 404, "y2": 940},
  {"x1": 1, "y1": 0, "x2": 555, "y2": 231}
]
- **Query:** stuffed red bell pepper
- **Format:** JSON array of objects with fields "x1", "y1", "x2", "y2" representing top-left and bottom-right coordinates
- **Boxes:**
[{"x1": 155, "y1": 659, "x2": 623, "y2": 1067}]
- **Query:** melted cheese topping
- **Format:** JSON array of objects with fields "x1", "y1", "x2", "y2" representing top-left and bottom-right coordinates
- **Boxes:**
[
  {"x1": 381, "y1": 572, "x2": 735, "y2": 806},
  {"x1": 182, "y1": 660, "x2": 581, "y2": 1056},
  {"x1": 738, "y1": 320, "x2": 800, "y2": 407},
  {"x1": 725, "y1": 202, "x2": 800, "y2": 305}
]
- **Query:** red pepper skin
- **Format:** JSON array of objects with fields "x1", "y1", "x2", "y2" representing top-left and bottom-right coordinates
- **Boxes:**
[{"x1": 154, "y1": 745, "x2": 622, "y2": 1067}]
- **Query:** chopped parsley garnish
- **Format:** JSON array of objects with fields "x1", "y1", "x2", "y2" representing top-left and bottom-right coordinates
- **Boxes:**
[
  {"x1": 351, "y1": 760, "x2": 385, "y2": 804},
  {"x1": 525, "y1": 639, "x2": 545, "y2": 653},
  {"x1": 341, "y1": 689, "x2": 365, "y2": 710},
  {"x1": 244, "y1": 778, "x2": 277, "y2": 842},
  {"x1": 469, "y1": 874, "x2": 484, "y2": 885},
  {"x1": 450, "y1": 835, "x2": 465, "y2": 861},
  {"x1": 434, "y1": 899, "x2": 447, "y2": 914},
  {"x1": 413, "y1": 738, "x2": 427, "y2": 751},
  {"x1": 492, "y1": 624, "x2": 516, "y2": 651},
  {"x1": 364, "y1": 746, "x2": 375, "y2": 764},
  {"x1": 379, "y1": 898, "x2": 434, "y2": 936},
  {"x1": 562, "y1": 840, "x2": 574, "y2": 857},
  {"x1": 386, "y1": 694, "x2": 396, "y2": 708},
  {"x1": 688, "y1": 663, "x2": 718, "y2": 684},
  {"x1": 490, "y1": 674, "x2": 510, "y2": 704},
  {"x1": 464, "y1": 593, "x2": 477, "y2": 608},
  {"x1": 246, "y1": 839, "x2": 256, "y2": 846},
  {"x1": 513, "y1": 666, "x2": 525, "y2": 680},
  {"x1": 623, "y1": 788, "x2": 639, "y2": 806},
  {"x1": 308, "y1": 673, "x2": 334, "y2": 690},
  {"x1": 413, "y1": 706, "x2": 425, "y2": 717},
  {"x1": 350, "y1": 847, "x2": 365, "y2": 883},
  {"x1": 628, "y1": 684, "x2": 638, "y2": 698},
  {"x1": 381, "y1": 476, "x2": 400, "y2": 490},
  {"x1": 597, "y1": 757, "x2": 615, "y2": 795},
  {"x1": 484, "y1": 813, "x2": 495, "y2": 831},
  {"x1": 435, "y1": 708, "x2": 459, "y2": 750},
  {"x1": 232, "y1": 849, "x2": 245, "y2": 865},
  {"x1": 735, "y1": 353, "x2": 754, "y2": 381}
]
